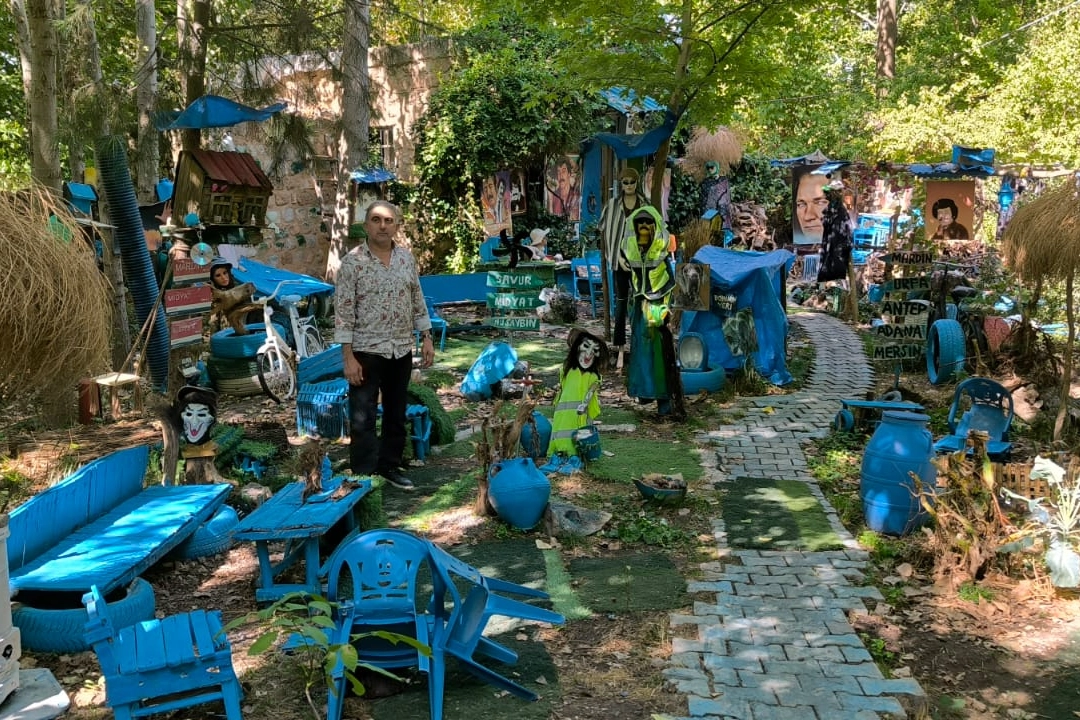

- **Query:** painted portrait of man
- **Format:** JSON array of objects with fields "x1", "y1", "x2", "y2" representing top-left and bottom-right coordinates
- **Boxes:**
[
  {"x1": 545, "y1": 155, "x2": 581, "y2": 222},
  {"x1": 793, "y1": 166, "x2": 830, "y2": 245}
]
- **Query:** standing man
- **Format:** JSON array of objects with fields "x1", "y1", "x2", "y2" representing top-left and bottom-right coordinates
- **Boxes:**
[
  {"x1": 599, "y1": 168, "x2": 647, "y2": 359},
  {"x1": 335, "y1": 201, "x2": 435, "y2": 490}
]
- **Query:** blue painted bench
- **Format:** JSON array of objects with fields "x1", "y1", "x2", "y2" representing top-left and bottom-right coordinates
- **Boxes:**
[
  {"x1": 419, "y1": 273, "x2": 491, "y2": 307},
  {"x1": 7, "y1": 445, "x2": 232, "y2": 599}
]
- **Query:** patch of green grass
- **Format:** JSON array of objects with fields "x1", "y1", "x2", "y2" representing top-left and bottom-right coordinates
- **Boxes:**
[
  {"x1": 435, "y1": 335, "x2": 565, "y2": 378},
  {"x1": 432, "y1": 437, "x2": 478, "y2": 459},
  {"x1": 958, "y1": 581, "x2": 994, "y2": 603},
  {"x1": 858, "y1": 530, "x2": 908, "y2": 562},
  {"x1": 446, "y1": 407, "x2": 469, "y2": 425},
  {"x1": 419, "y1": 368, "x2": 456, "y2": 389},
  {"x1": 587, "y1": 436, "x2": 704, "y2": 484},
  {"x1": 542, "y1": 548, "x2": 592, "y2": 619},
  {"x1": 806, "y1": 432, "x2": 864, "y2": 491},
  {"x1": 860, "y1": 633, "x2": 898, "y2": 670},
  {"x1": 398, "y1": 470, "x2": 478, "y2": 531}
]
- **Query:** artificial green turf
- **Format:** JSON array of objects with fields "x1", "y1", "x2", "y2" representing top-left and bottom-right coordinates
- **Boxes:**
[
  {"x1": 566, "y1": 551, "x2": 687, "y2": 613},
  {"x1": 586, "y1": 435, "x2": 703, "y2": 484},
  {"x1": 720, "y1": 477, "x2": 845, "y2": 551}
]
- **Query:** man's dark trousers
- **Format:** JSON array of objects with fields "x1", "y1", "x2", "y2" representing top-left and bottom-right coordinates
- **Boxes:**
[{"x1": 348, "y1": 351, "x2": 412, "y2": 475}]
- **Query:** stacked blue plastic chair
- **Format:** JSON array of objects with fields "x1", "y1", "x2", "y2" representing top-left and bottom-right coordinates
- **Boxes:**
[{"x1": 933, "y1": 377, "x2": 1014, "y2": 460}]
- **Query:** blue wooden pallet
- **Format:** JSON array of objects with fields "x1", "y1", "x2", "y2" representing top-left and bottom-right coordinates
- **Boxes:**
[{"x1": 8, "y1": 445, "x2": 231, "y2": 597}]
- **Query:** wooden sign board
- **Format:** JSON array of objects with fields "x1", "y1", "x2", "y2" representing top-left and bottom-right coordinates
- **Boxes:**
[
  {"x1": 165, "y1": 284, "x2": 213, "y2": 316},
  {"x1": 487, "y1": 292, "x2": 544, "y2": 310},
  {"x1": 170, "y1": 316, "x2": 204, "y2": 348},
  {"x1": 871, "y1": 344, "x2": 925, "y2": 360},
  {"x1": 488, "y1": 316, "x2": 541, "y2": 331},
  {"x1": 883, "y1": 250, "x2": 935, "y2": 266},
  {"x1": 874, "y1": 322, "x2": 928, "y2": 344},
  {"x1": 486, "y1": 271, "x2": 546, "y2": 290},
  {"x1": 882, "y1": 276, "x2": 930, "y2": 294},
  {"x1": 880, "y1": 300, "x2": 930, "y2": 318},
  {"x1": 172, "y1": 257, "x2": 209, "y2": 284}
]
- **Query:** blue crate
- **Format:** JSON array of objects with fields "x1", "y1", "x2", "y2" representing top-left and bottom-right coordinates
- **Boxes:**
[{"x1": 296, "y1": 379, "x2": 349, "y2": 440}]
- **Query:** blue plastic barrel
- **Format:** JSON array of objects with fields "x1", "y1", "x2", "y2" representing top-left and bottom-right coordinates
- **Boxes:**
[{"x1": 859, "y1": 411, "x2": 936, "y2": 535}]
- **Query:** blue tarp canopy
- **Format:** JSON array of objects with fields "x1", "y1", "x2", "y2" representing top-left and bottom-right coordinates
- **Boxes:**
[
  {"x1": 155, "y1": 95, "x2": 287, "y2": 131},
  {"x1": 584, "y1": 110, "x2": 678, "y2": 160},
  {"x1": 600, "y1": 86, "x2": 666, "y2": 115},
  {"x1": 681, "y1": 247, "x2": 796, "y2": 385},
  {"x1": 233, "y1": 258, "x2": 334, "y2": 300},
  {"x1": 351, "y1": 167, "x2": 396, "y2": 184}
]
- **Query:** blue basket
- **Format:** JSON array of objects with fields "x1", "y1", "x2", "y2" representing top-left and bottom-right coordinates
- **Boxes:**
[{"x1": 296, "y1": 379, "x2": 349, "y2": 440}]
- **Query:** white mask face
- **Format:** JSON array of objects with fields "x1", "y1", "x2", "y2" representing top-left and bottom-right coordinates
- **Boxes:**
[
  {"x1": 181, "y1": 402, "x2": 214, "y2": 443},
  {"x1": 578, "y1": 337, "x2": 600, "y2": 370}
]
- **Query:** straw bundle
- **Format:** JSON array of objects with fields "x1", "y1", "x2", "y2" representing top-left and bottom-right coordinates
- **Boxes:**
[
  {"x1": 1000, "y1": 179, "x2": 1080, "y2": 281},
  {"x1": 682, "y1": 126, "x2": 745, "y2": 181},
  {"x1": 0, "y1": 189, "x2": 113, "y2": 420},
  {"x1": 678, "y1": 219, "x2": 712, "y2": 260}
]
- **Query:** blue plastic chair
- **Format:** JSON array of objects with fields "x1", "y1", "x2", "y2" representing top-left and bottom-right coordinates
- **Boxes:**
[
  {"x1": 427, "y1": 542, "x2": 564, "y2": 701},
  {"x1": 933, "y1": 377, "x2": 1014, "y2": 460},
  {"x1": 570, "y1": 253, "x2": 604, "y2": 318},
  {"x1": 325, "y1": 530, "x2": 443, "y2": 720},
  {"x1": 425, "y1": 296, "x2": 448, "y2": 352},
  {"x1": 82, "y1": 585, "x2": 243, "y2": 720}
]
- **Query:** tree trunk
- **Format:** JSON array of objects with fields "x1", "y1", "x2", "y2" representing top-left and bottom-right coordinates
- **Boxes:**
[
  {"x1": 136, "y1": 0, "x2": 159, "y2": 203},
  {"x1": 25, "y1": 0, "x2": 62, "y2": 193},
  {"x1": 1053, "y1": 272, "x2": 1074, "y2": 442},
  {"x1": 876, "y1": 0, "x2": 897, "y2": 93},
  {"x1": 177, "y1": 0, "x2": 208, "y2": 153},
  {"x1": 326, "y1": 0, "x2": 372, "y2": 282},
  {"x1": 10, "y1": 0, "x2": 33, "y2": 109}
]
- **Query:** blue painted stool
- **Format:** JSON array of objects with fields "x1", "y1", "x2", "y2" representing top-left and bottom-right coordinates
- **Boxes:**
[{"x1": 377, "y1": 404, "x2": 432, "y2": 461}]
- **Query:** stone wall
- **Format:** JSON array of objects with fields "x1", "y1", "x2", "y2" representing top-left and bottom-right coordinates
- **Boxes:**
[{"x1": 226, "y1": 38, "x2": 452, "y2": 279}]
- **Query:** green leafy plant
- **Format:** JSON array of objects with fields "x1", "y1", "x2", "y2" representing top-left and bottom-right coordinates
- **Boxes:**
[
  {"x1": 860, "y1": 633, "x2": 897, "y2": 669},
  {"x1": 222, "y1": 592, "x2": 427, "y2": 720},
  {"x1": 608, "y1": 508, "x2": 693, "y2": 548},
  {"x1": 957, "y1": 582, "x2": 995, "y2": 603},
  {"x1": 999, "y1": 456, "x2": 1080, "y2": 588}
]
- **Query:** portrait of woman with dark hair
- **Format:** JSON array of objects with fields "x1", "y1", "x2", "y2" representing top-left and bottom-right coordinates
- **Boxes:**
[{"x1": 930, "y1": 197, "x2": 970, "y2": 240}]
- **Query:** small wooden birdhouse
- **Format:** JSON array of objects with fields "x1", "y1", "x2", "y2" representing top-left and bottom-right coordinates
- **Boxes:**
[{"x1": 172, "y1": 150, "x2": 273, "y2": 227}]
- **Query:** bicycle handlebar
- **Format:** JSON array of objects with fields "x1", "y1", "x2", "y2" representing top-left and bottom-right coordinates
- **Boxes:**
[{"x1": 252, "y1": 279, "x2": 313, "y2": 305}]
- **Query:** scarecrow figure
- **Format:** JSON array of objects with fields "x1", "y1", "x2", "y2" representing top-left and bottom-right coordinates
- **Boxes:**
[
  {"x1": 160, "y1": 386, "x2": 224, "y2": 484},
  {"x1": 540, "y1": 329, "x2": 608, "y2": 474}
]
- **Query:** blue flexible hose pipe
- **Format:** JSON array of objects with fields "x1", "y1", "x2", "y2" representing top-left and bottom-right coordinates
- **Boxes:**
[{"x1": 96, "y1": 136, "x2": 170, "y2": 390}]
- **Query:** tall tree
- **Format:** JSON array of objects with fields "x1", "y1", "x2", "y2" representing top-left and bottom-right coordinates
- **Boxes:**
[
  {"x1": 25, "y1": 0, "x2": 61, "y2": 192},
  {"x1": 325, "y1": 0, "x2": 372, "y2": 281},
  {"x1": 136, "y1": 0, "x2": 159, "y2": 202},
  {"x1": 177, "y1": 0, "x2": 208, "y2": 152}
]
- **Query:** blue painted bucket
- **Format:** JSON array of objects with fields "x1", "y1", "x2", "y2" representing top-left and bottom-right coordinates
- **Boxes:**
[
  {"x1": 860, "y1": 411, "x2": 936, "y2": 535},
  {"x1": 573, "y1": 426, "x2": 602, "y2": 461}
]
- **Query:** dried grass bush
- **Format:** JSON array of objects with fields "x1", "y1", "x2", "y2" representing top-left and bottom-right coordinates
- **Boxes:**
[
  {"x1": 0, "y1": 189, "x2": 113, "y2": 424},
  {"x1": 678, "y1": 219, "x2": 712, "y2": 260},
  {"x1": 682, "y1": 126, "x2": 745, "y2": 182}
]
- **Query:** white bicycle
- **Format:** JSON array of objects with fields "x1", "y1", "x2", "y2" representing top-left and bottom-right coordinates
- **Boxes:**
[{"x1": 254, "y1": 280, "x2": 327, "y2": 403}]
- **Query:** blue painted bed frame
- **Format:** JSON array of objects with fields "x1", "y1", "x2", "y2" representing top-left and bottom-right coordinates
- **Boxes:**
[{"x1": 7, "y1": 445, "x2": 231, "y2": 597}]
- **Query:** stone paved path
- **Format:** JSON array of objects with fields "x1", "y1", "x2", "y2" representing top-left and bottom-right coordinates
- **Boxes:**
[{"x1": 663, "y1": 311, "x2": 926, "y2": 720}]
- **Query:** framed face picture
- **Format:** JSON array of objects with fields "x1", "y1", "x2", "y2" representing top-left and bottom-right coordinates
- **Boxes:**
[
  {"x1": 481, "y1": 172, "x2": 513, "y2": 236},
  {"x1": 509, "y1": 169, "x2": 526, "y2": 215},
  {"x1": 673, "y1": 262, "x2": 710, "y2": 310},
  {"x1": 925, "y1": 180, "x2": 975, "y2": 242},
  {"x1": 792, "y1": 165, "x2": 829, "y2": 245},
  {"x1": 545, "y1": 154, "x2": 581, "y2": 222}
]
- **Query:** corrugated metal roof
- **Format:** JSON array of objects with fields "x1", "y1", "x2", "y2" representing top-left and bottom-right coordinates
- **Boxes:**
[
  {"x1": 601, "y1": 86, "x2": 666, "y2": 114},
  {"x1": 189, "y1": 150, "x2": 273, "y2": 190}
]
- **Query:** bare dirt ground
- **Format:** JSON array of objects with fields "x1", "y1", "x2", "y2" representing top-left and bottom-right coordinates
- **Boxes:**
[{"x1": 6, "y1": 312, "x2": 1080, "y2": 720}]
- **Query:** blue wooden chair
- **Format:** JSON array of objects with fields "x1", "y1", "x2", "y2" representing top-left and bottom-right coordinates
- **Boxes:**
[
  {"x1": 570, "y1": 252, "x2": 603, "y2": 318},
  {"x1": 427, "y1": 542, "x2": 564, "y2": 701},
  {"x1": 933, "y1": 377, "x2": 1015, "y2": 460},
  {"x1": 415, "y1": 297, "x2": 447, "y2": 352},
  {"x1": 81, "y1": 585, "x2": 243, "y2": 720},
  {"x1": 324, "y1": 530, "x2": 443, "y2": 720}
]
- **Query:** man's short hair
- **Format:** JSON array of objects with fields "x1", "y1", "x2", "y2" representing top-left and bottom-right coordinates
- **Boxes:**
[{"x1": 365, "y1": 200, "x2": 401, "y2": 222}]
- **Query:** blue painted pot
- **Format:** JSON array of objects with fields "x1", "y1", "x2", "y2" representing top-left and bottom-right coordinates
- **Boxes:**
[
  {"x1": 860, "y1": 411, "x2": 936, "y2": 536},
  {"x1": 519, "y1": 412, "x2": 552, "y2": 460},
  {"x1": 488, "y1": 457, "x2": 551, "y2": 530},
  {"x1": 573, "y1": 426, "x2": 602, "y2": 461}
]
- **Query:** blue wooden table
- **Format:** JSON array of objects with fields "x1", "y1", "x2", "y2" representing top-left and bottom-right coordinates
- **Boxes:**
[{"x1": 233, "y1": 476, "x2": 373, "y2": 602}]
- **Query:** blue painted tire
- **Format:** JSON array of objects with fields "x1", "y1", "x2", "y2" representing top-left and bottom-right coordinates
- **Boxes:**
[
  {"x1": 680, "y1": 366, "x2": 726, "y2": 395},
  {"x1": 210, "y1": 323, "x2": 285, "y2": 360},
  {"x1": 834, "y1": 409, "x2": 855, "y2": 432},
  {"x1": 168, "y1": 505, "x2": 239, "y2": 560},
  {"x1": 14, "y1": 577, "x2": 156, "y2": 654},
  {"x1": 927, "y1": 319, "x2": 966, "y2": 385}
]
